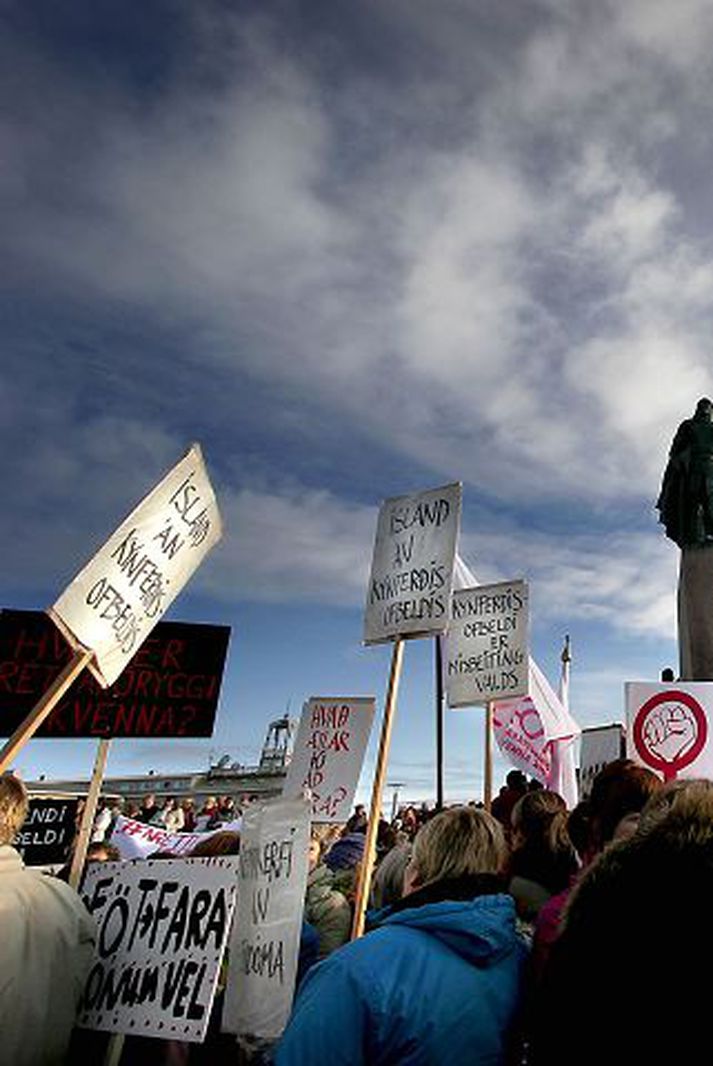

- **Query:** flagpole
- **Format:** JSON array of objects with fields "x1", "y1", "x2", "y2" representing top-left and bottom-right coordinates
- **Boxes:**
[{"x1": 559, "y1": 634, "x2": 571, "y2": 710}]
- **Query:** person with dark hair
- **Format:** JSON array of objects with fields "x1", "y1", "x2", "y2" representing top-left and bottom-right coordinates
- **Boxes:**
[
  {"x1": 531, "y1": 759, "x2": 662, "y2": 975},
  {"x1": 491, "y1": 770, "x2": 529, "y2": 834},
  {"x1": 276, "y1": 806, "x2": 526, "y2": 1066},
  {"x1": 507, "y1": 790, "x2": 578, "y2": 922},
  {"x1": 532, "y1": 779, "x2": 713, "y2": 1064},
  {"x1": 345, "y1": 804, "x2": 367, "y2": 834}
]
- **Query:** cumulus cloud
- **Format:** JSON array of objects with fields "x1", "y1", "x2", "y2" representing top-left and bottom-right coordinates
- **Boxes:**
[{"x1": 3, "y1": 1, "x2": 713, "y2": 604}]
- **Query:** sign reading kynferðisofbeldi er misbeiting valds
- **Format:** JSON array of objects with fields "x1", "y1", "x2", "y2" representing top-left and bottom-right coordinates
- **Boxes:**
[
  {"x1": 364, "y1": 482, "x2": 462, "y2": 645},
  {"x1": 446, "y1": 579, "x2": 529, "y2": 707},
  {"x1": 49, "y1": 444, "x2": 222, "y2": 688}
]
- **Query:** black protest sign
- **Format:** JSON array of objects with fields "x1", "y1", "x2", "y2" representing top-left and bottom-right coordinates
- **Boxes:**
[
  {"x1": 0, "y1": 609, "x2": 230, "y2": 738},
  {"x1": 77, "y1": 857, "x2": 238, "y2": 1042},
  {"x1": 15, "y1": 797, "x2": 79, "y2": 866}
]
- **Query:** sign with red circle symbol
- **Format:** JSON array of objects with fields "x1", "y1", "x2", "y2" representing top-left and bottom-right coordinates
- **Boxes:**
[{"x1": 632, "y1": 689, "x2": 708, "y2": 781}]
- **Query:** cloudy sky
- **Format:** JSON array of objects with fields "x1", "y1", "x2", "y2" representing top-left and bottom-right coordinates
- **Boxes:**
[{"x1": 2, "y1": 0, "x2": 707, "y2": 801}]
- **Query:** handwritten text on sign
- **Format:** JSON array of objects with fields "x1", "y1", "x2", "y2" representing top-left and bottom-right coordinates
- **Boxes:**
[
  {"x1": 364, "y1": 483, "x2": 462, "y2": 644},
  {"x1": 78, "y1": 858, "x2": 238, "y2": 1042},
  {"x1": 50, "y1": 443, "x2": 222, "y2": 688},
  {"x1": 446, "y1": 580, "x2": 529, "y2": 706},
  {"x1": 15, "y1": 797, "x2": 79, "y2": 866},
  {"x1": 222, "y1": 799, "x2": 310, "y2": 1041},
  {"x1": 0, "y1": 610, "x2": 229, "y2": 738},
  {"x1": 283, "y1": 697, "x2": 375, "y2": 822}
]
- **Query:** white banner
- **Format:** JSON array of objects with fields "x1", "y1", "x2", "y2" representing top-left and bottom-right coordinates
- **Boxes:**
[
  {"x1": 78, "y1": 857, "x2": 238, "y2": 1042},
  {"x1": 50, "y1": 443, "x2": 222, "y2": 687},
  {"x1": 364, "y1": 482, "x2": 461, "y2": 645},
  {"x1": 446, "y1": 580, "x2": 528, "y2": 706},
  {"x1": 579, "y1": 724, "x2": 625, "y2": 798},
  {"x1": 110, "y1": 814, "x2": 242, "y2": 860},
  {"x1": 282, "y1": 697, "x2": 376, "y2": 822},
  {"x1": 222, "y1": 798, "x2": 311, "y2": 1040},
  {"x1": 626, "y1": 682, "x2": 713, "y2": 782}
]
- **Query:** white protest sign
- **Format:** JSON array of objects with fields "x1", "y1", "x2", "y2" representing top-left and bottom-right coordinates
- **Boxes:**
[
  {"x1": 50, "y1": 443, "x2": 222, "y2": 687},
  {"x1": 579, "y1": 724, "x2": 625, "y2": 798},
  {"x1": 364, "y1": 482, "x2": 462, "y2": 644},
  {"x1": 110, "y1": 814, "x2": 243, "y2": 860},
  {"x1": 446, "y1": 580, "x2": 528, "y2": 706},
  {"x1": 626, "y1": 682, "x2": 713, "y2": 782},
  {"x1": 282, "y1": 697, "x2": 376, "y2": 822},
  {"x1": 222, "y1": 798, "x2": 310, "y2": 1041},
  {"x1": 78, "y1": 857, "x2": 238, "y2": 1042}
]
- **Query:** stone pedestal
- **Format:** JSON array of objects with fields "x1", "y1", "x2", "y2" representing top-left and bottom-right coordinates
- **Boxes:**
[{"x1": 679, "y1": 545, "x2": 713, "y2": 679}]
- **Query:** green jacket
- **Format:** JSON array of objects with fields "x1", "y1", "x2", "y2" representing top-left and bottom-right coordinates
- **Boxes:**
[{"x1": 304, "y1": 864, "x2": 352, "y2": 958}]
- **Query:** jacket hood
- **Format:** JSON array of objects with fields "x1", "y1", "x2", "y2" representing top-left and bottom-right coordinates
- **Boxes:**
[{"x1": 376, "y1": 880, "x2": 518, "y2": 967}]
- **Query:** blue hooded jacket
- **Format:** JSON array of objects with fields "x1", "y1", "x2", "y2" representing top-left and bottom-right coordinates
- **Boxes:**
[{"x1": 275, "y1": 882, "x2": 526, "y2": 1065}]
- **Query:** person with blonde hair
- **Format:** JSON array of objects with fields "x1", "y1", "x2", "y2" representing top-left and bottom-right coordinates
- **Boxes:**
[
  {"x1": 276, "y1": 805, "x2": 526, "y2": 1065},
  {"x1": 0, "y1": 773, "x2": 95, "y2": 1066}
]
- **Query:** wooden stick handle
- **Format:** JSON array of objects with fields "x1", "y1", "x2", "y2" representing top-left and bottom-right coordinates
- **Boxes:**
[
  {"x1": 484, "y1": 702, "x2": 494, "y2": 811},
  {"x1": 351, "y1": 638, "x2": 405, "y2": 940},
  {"x1": 69, "y1": 738, "x2": 111, "y2": 890},
  {"x1": 104, "y1": 1034, "x2": 125, "y2": 1066},
  {"x1": 0, "y1": 648, "x2": 92, "y2": 774}
]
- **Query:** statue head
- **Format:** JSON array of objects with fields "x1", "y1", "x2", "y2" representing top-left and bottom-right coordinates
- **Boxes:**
[{"x1": 695, "y1": 397, "x2": 713, "y2": 420}]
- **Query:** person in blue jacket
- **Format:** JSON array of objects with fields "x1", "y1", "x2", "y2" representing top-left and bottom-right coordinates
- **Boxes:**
[{"x1": 275, "y1": 805, "x2": 527, "y2": 1065}]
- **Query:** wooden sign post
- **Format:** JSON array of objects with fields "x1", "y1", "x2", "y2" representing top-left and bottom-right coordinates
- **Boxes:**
[
  {"x1": 0, "y1": 648, "x2": 92, "y2": 774},
  {"x1": 68, "y1": 737, "x2": 111, "y2": 890},
  {"x1": 353, "y1": 482, "x2": 462, "y2": 939},
  {"x1": 484, "y1": 702, "x2": 494, "y2": 810},
  {"x1": 351, "y1": 638, "x2": 405, "y2": 939}
]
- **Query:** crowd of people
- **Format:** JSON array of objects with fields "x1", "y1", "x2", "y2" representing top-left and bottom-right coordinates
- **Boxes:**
[{"x1": 2, "y1": 757, "x2": 707, "y2": 1063}]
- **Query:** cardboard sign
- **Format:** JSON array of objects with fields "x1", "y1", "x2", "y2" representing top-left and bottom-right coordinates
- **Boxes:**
[
  {"x1": 364, "y1": 483, "x2": 462, "y2": 645},
  {"x1": 78, "y1": 857, "x2": 238, "y2": 1042},
  {"x1": 15, "y1": 797, "x2": 79, "y2": 866},
  {"x1": 50, "y1": 443, "x2": 222, "y2": 688},
  {"x1": 222, "y1": 798, "x2": 310, "y2": 1041},
  {"x1": 579, "y1": 724, "x2": 625, "y2": 798},
  {"x1": 110, "y1": 814, "x2": 242, "y2": 860},
  {"x1": 626, "y1": 682, "x2": 713, "y2": 781},
  {"x1": 446, "y1": 580, "x2": 529, "y2": 706},
  {"x1": 0, "y1": 610, "x2": 229, "y2": 738},
  {"x1": 282, "y1": 697, "x2": 375, "y2": 822}
]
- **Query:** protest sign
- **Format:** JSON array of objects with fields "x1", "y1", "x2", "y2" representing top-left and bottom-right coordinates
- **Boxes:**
[
  {"x1": 77, "y1": 857, "x2": 238, "y2": 1042},
  {"x1": 579, "y1": 724, "x2": 625, "y2": 798},
  {"x1": 0, "y1": 610, "x2": 230, "y2": 738},
  {"x1": 50, "y1": 443, "x2": 222, "y2": 688},
  {"x1": 491, "y1": 659, "x2": 580, "y2": 792},
  {"x1": 364, "y1": 483, "x2": 462, "y2": 644},
  {"x1": 446, "y1": 580, "x2": 529, "y2": 706},
  {"x1": 626, "y1": 682, "x2": 713, "y2": 781},
  {"x1": 222, "y1": 798, "x2": 310, "y2": 1040},
  {"x1": 110, "y1": 814, "x2": 243, "y2": 861},
  {"x1": 15, "y1": 797, "x2": 79, "y2": 866},
  {"x1": 282, "y1": 697, "x2": 376, "y2": 822}
]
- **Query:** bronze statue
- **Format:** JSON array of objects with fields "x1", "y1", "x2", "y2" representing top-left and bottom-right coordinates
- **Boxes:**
[{"x1": 657, "y1": 398, "x2": 713, "y2": 548}]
